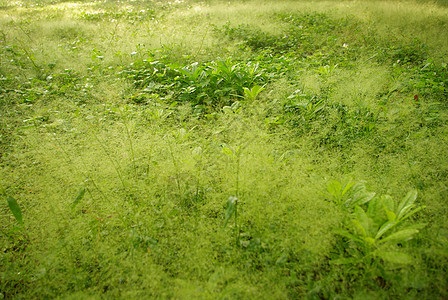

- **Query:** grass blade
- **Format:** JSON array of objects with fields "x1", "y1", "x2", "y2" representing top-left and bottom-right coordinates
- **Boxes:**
[{"x1": 72, "y1": 187, "x2": 86, "y2": 209}]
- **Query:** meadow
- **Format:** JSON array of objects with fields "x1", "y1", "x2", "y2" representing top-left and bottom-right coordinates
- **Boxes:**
[{"x1": 1, "y1": 0, "x2": 447, "y2": 298}]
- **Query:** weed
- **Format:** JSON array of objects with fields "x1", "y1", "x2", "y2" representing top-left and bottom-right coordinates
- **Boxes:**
[
  {"x1": 124, "y1": 56, "x2": 267, "y2": 108},
  {"x1": 243, "y1": 84, "x2": 265, "y2": 102},
  {"x1": 332, "y1": 186, "x2": 426, "y2": 276},
  {"x1": 325, "y1": 178, "x2": 375, "y2": 209},
  {"x1": 283, "y1": 89, "x2": 326, "y2": 126}
]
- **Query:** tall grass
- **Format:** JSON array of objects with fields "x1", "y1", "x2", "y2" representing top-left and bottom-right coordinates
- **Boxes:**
[{"x1": 1, "y1": 0, "x2": 447, "y2": 298}]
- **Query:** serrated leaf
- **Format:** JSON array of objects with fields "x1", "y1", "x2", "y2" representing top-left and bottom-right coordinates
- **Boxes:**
[
  {"x1": 6, "y1": 196, "x2": 23, "y2": 226},
  {"x1": 72, "y1": 187, "x2": 86, "y2": 209}
]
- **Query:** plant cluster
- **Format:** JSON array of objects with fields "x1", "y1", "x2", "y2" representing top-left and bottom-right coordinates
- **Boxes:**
[
  {"x1": 327, "y1": 179, "x2": 425, "y2": 264},
  {"x1": 323, "y1": 179, "x2": 427, "y2": 291},
  {"x1": 124, "y1": 56, "x2": 267, "y2": 107}
]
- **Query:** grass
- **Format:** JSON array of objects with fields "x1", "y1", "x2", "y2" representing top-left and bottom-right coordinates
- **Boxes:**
[{"x1": 1, "y1": 0, "x2": 448, "y2": 298}]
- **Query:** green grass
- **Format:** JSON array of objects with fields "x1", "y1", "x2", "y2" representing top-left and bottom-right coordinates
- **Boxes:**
[{"x1": 1, "y1": 0, "x2": 448, "y2": 298}]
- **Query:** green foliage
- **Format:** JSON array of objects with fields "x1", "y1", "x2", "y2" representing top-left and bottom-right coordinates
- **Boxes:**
[
  {"x1": 243, "y1": 84, "x2": 265, "y2": 101},
  {"x1": 214, "y1": 22, "x2": 284, "y2": 51},
  {"x1": 224, "y1": 196, "x2": 237, "y2": 228},
  {"x1": 325, "y1": 178, "x2": 375, "y2": 209},
  {"x1": 410, "y1": 62, "x2": 448, "y2": 100},
  {"x1": 6, "y1": 195, "x2": 23, "y2": 227},
  {"x1": 215, "y1": 13, "x2": 352, "y2": 64},
  {"x1": 389, "y1": 40, "x2": 428, "y2": 66},
  {"x1": 332, "y1": 188, "x2": 426, "y2": 267},
  {"x1": 283, "y1": 89, "x2": 326, "y2": 126},
  {"x1": 124, "y1": 57, "x2": 267, "y2": 107},
  {"x1": 283, "y1": 89, "x2": 378, "y2": 146},
  {"x1": 1, "y1": 0, "x2": 448, "y2": 299},
  {"x1": 71, "y1": 186, "x2": 86, "y2": 209},
  {"x1": 80, "y1": 7, "x2": 156, "y2": 23}
]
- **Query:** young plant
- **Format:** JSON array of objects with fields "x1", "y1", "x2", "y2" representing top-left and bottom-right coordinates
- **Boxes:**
[
  {"x1": 224, "y1": 196, "x2": 240, "y2": 247},
  {"x1": 224, "y1": 196, "x2": 238, "y2": 228},
  {"x1": 325, "y1": 178, "x2": 375, "y2": 209},
  {"x1": 332, "y1": 190, "x2": 426, "y2": 266},
  {"x1": 284, "y1": 90, "x2": 326, "y2": 124},
  {"x1": 243, "y1": 84, "x2": 265, "y2": 102},
  {"x1": 222, "y1": 144, "x2": 242, "y2": 246}
]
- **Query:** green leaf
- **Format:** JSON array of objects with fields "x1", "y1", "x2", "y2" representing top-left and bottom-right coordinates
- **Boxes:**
[
  {"x1": 243, "y1": 85, "x2": 265, "y2": 101},
  {"x1": 353, "y1": 206, "x2": 371, "y2": 237},
  {"x1": 382, "y1": 195, "x2": 395, "y2": 213},
  {"x1": 364, "y1": 237, "x2": 376, "y2": 246},
  {"x1": 72, "y1": 187, "x2": 86, "y2": 209},
  {"x1": 396, "y1": 190, "x2": 418, "y2": 220},
  {"x1": 375, "y1": 220, "x2": 398, "y2": 240},
  {"x1": 400, "y1": 206, "x2": 425, "y2": 222},
  {"x1": 378, "y1": 228, "x2": 419, "y2": 244},
  {"x1": 351, "y1": 220, "x2": 368, "y2": 238},
  {"x1": 349, "y1": 182, "x2": 366, "y2": 197},
  {"x1": 385, "y1": 209, "x2": 396, "y2": 221},
  {"x1": 224, "y1": 196, "x2": 237, "y2": 228},
  {"x1": 327, "y1": 180, "x2": 342, "y2": 203},
  {"x1": 348, "y1": 190, "x2": 375, "y2": 208},
  {"x1": 221, "y1": 145, "x2": 234, "y2": 158},
  {"x1": 6, "y1": 196, "x2": 23, "y2": 226},
  {"x1": 367, "y1": 196, "x2": 382, "y2": 218},
  {"x1": 341, "y1": 178, "x2": 355, "y2": 198}
]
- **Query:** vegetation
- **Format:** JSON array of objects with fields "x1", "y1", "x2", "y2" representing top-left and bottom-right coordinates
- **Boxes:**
[{"x1": 1, "y1": 0, "x2": 447, "y2": 298}]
